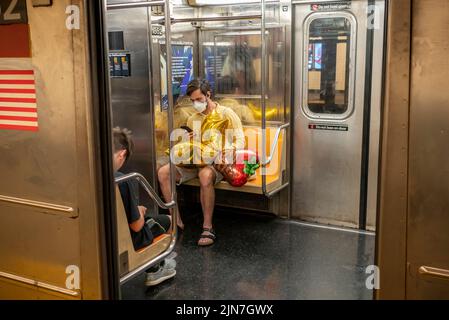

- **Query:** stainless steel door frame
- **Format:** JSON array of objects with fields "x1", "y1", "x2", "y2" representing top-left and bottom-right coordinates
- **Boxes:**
[
  {"x1": 106, "y1": 0, "x2": 180, "y2": 288},
  {"x1": 406, "y1": 0, "x2": 449, "y2": 299},
  {"x1": 292, "y1": 0, "x2": 385, "y2": 229},
  {"x1": 106, "y1": 0, "x2": 158, "y2": 211},
  {"x1": 366, "y1": 1, "x2": 385, "y2": 230}
]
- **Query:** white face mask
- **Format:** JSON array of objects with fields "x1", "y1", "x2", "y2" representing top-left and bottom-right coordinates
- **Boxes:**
[{"x1": 193, "y1": 99, "x2": 207, "y2": 113}]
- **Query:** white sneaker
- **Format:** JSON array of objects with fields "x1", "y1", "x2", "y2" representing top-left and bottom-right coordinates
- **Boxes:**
[
  {"x1": 145, "y1": 260, "x2": 176, "y2": 287},
  {"x1": 164, "y1": 257, "x2": 177, "y2": 270},
  {"x1": 166, "y1": 251, "x2": 178, "y2": 261}
]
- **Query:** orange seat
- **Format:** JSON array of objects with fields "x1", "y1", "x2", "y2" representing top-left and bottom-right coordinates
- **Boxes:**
[
  {"x1": 183, "y1": 125, "x2": 286, "y2": 194},
  {"x1": 136, "y1": 234, "x2": 169, "y2": 253},
  {"x1": 240, "y1": 126, "x2": 284, "y2": 188},
  {"x1": 115, "y1": 188, "x2": 172, "y2": 277}
]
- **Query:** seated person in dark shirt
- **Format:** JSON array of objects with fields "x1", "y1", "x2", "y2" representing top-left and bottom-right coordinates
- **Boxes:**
[{"x1": 113, "y1": 127, "x2": 176, "y2": 287}]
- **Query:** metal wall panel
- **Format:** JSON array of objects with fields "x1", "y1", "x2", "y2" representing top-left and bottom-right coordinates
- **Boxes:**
[
  {"x1": 0, "y1": 0, "x2": 105, "y2": 299},
  {"x1": 375, "y1": 0, "x2": 411, "y2": 300},
  {"x1": 292, "y1": 0, "x2": 381, "y2": 228},
  {"x1": 107, "y1": 0, "x2": 157, "y2": 204},
  {"x1": 366, "y1": 1, "x2": 386, "y2": 231},
  {"x1": 406, "y1": 0, "x2": 449, "y2": 299}
]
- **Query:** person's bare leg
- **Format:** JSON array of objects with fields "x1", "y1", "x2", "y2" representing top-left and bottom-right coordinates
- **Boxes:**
[
  {"x1": 198, "y1": 166, "x2": 216, "y2": 245},
  {"x1": 158, "y1": 164, "x2": 184, "y2": 230}
]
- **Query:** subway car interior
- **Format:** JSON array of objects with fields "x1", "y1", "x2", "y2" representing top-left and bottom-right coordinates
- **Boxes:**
[
  {"x1": 107, "y1": 0, "x2": 381, "y2": 299},
  {"x1": 0, "y1": 0, "x2": 448, "y2": 300}
]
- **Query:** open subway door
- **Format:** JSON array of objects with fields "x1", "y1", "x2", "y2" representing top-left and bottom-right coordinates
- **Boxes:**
[{"x1": 106, "y1": 0, "x2": 180, "y2": 287}]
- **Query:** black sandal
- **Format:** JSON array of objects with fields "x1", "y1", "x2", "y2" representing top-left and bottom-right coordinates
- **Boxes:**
[{"x1": 198, "y1": 228, "x2": 216, "y2": 247}]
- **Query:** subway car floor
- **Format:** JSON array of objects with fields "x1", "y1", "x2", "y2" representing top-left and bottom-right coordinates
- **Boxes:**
[{"x1": 121, "y1": 209, "x2": 375, "y2": 300}]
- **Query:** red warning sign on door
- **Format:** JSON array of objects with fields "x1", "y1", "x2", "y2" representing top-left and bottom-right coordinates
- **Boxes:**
[
  {"x1": 0, "y1": 69, "x2": 38, "y2": 132},
  {"x1": 0, "y1": 24, "x2": 31, "y2": 58},
  {"x1": 0, "y1": 0, "x2": 30, "y2": 58}
]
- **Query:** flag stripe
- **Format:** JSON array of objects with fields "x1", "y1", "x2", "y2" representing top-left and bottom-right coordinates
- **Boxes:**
[
  {"x1": 0, "y1": 111, "x2": 38, "y2": 117},
  {"x1": 0, "y1": 124, "x2": 39, "y2": 132},
  {"x1": 0, "y1": 80, "x2": 35, "y2": 85},
  {"x1": 0, "y1": 70, "x2": 38, "y2": 132},
  {"x1": 0, "y1": 95, "x2": 36, "y2": 101},
  {"x1": 0, "y1": 97, "x2": 36, "y2": 103},
  {"x1": 0, "y1": 75, "x2": 36, "y2": 80},
  {"x1": 0, "y1": 84, "x2": 36, "y2": 90},
  {"x1": 0, "y1": 93, "x2": 36, "y2": 99},
  {"x1": 0, "y1": 119, "x2": 38, "y2": 126},
  {"x1": 0, "y1": 106, "x2": 37, "y2": 112},
  {"x1": 0, "y1": 115, "x2": 38, "y2": 122},
  {"x1": 0, "y1": 88, "x2": 35, "y2": 94},
  {"x1": 0, "y1": 70, "x2": 34, "y2": 75},
  {"x1": 0, "y1": 102, "x2": 37, "y2": 108}
]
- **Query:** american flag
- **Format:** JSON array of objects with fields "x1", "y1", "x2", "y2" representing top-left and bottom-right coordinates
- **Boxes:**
[{"x1": 0, "y1": 70, "x2": 38, "y2": 132}]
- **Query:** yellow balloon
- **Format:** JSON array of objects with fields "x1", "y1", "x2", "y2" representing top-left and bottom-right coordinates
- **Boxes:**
[
  {"x1": 166, "y1": 140, "x2": 213, "y2": 168},
  {"x1": 247, "y1": 101, "x2": 279, "y2": 120},
  {"x1": 201, "y1": 108, "x2": 229, "y2": 152}
]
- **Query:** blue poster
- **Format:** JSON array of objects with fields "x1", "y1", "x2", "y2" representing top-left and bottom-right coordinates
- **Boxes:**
[
  {"x1": 161, "y1": 45, "x2": 194, "y2": 109},
  {"x1": 314, "y1": 43, "x2": 322, "y2": 70},
  {"x1": 203, "y1": 46, "x2": 228, "y2": 90},
  {"x1": 308, "y1": 43, "x2": 322, "y2": 70},
  {"x1": 172, "y1": 45, "x2": 193, "y2": 96}
]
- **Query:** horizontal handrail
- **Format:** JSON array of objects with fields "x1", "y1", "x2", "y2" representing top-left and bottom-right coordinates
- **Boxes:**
[
  {"x1": 115, "y1": 172, "x2": 176, "y2": 210},
  {"x1": 265, "y1": 182, "x2": 289, "y2": 198},
  {"x1": 152, "y1": 14, "x2": 262, "y2": 25},
  {"x1": 419, "y1": 266, "x2": 449, "y2": 281},
  {"x1": 215, "y1": 93, "x2": 268, "y2": 100},
  {"x1": 261, "y1": 122, "x2": 290, "y2": 166},
  {"x1": 0, "y1": 195, "x2": 76, "y2": 217},
  {"x1": 187, "y1": 0, "x2": 280, "y2": 7},
  {"x1": 0, "y1": 270, "x2": 80, "y2": 297}
]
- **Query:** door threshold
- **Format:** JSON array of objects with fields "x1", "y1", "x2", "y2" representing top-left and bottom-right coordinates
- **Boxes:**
[{"x1": 281, "y1": 219, "x2": 376, "y2": 236}]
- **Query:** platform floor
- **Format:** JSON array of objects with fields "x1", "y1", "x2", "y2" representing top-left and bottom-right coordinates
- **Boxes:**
[{"x1": 121, "y1": 210, "x2": 375, "y2": 300}]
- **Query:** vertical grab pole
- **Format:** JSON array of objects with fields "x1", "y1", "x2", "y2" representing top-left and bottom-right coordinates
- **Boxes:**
[
  {"x1": 164, "y1": 0, "x2": 178, "y2": 234},
  {"x1": 214, "y1": 36, "x2": 218, "y2": 94},
  {"x1": 261, "y1": 0, "x2": 268, "y2": 195}
]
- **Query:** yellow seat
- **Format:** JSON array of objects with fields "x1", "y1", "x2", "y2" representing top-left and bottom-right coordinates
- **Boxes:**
[
  {"x1": 184, "y1": 125, "x2": 286, "y2": 194},
  {"x1": 115, "y1": 188, "x2": 171, "y2": 277}
]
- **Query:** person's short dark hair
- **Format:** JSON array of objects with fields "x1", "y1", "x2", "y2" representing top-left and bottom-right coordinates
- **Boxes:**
[
  {"x1": 113, "y1": 127, "x2": 134, "y2": 163},
  {"x1": 186, "y1": 79, "x2": 212, "y2": 98}
]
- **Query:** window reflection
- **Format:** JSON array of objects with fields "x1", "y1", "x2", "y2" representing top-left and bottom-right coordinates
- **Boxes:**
[
  {"x1": 306, "y1": 17, "x2": 352, "y2": 115},
  {"x1": 204, "y1": 39, "x2": 259, "y2": 95},
  {"x1": 202, "y1": 29, "x2": 286, "y2": 124}
]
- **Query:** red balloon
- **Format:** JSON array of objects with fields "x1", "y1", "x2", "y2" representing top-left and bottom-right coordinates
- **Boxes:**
[{"x1": 214, "y1": 149, "x2": 260, "y2": 187}]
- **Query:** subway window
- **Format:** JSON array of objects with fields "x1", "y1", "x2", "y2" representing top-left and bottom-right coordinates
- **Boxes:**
[
  {"x1": 204, "y1": 35, "x2": 261, "y2": 96},
  {"x1": 305, "y1": 15, "x2": 354, "y2": 117}
]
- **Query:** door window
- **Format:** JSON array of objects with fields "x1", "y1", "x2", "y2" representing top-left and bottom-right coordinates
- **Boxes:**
[{"x1": 304, "y1": 14, "x2": 356, "y2": 119}]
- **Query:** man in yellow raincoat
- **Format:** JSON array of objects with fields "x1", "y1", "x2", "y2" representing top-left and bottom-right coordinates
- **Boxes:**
[{"x1": 158, "y1": 79, "x2": 245, "y2": 246}]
